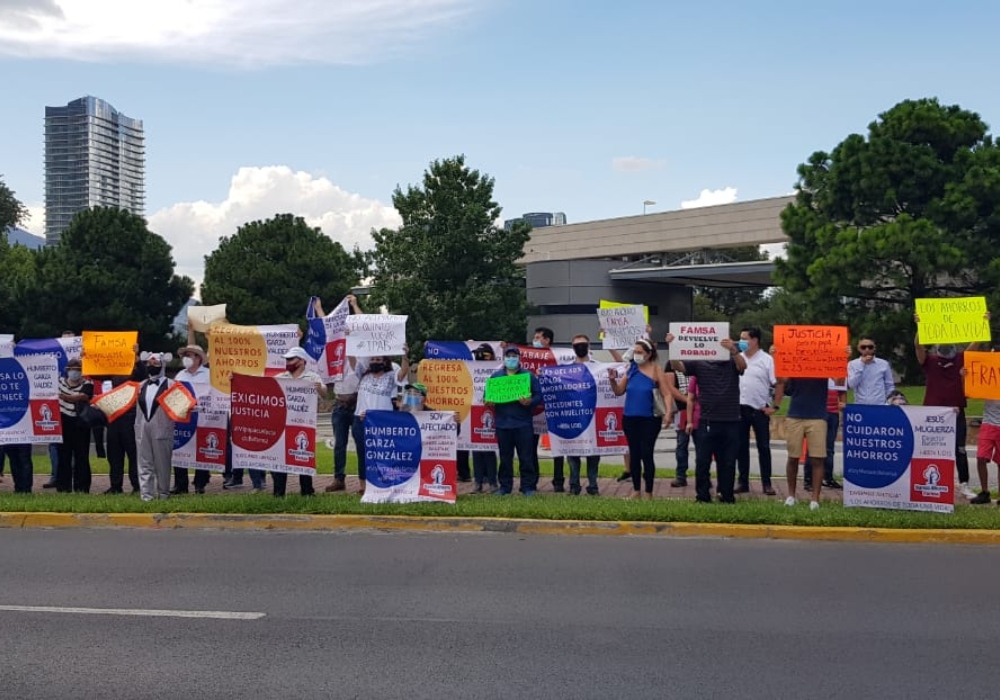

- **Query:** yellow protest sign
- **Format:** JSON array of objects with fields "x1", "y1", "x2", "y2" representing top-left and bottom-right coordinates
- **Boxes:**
[
  {"x1": 915, "y1": 297, "x2": 990, "y2": 345},
  {"x1": 964, "y1": 352, "x2": 1000, "y2": 400},
  {"x1": 82, "y1": 331, "x2": 138, "y2": 376},
  {"x1": 208, "y1": 323, "x2": 299, "y2": 394},
  {"x1": 418, "y1": 360, "x2": 474, "y2": 422}
]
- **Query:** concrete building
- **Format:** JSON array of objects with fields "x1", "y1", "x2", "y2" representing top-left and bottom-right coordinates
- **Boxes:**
[
  {"x1": 520, "y1": 195, "x2": 793, "y2": 344},
  {"x1": 44, "y1": 96, "x2": 145, "y2": 244},
  {"x1": 504, "y1": 211, "x2": 566, "y2": 231}
]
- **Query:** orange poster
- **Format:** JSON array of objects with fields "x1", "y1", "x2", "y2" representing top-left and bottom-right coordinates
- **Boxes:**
[
  {"x1": 82, "y1": 331, "x2": 138, "y2": 376},
  {"x1": 964, "y1": 352, "x2": 1000, "y2": 400},
  {"x1": 773, "y1": 325, "x2": 849, "y2": 379}
]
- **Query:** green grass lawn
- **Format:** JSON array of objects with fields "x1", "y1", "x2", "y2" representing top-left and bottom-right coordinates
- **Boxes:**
[{"x1": 1, "y1": 491, "x2": 996, "y2": 530}]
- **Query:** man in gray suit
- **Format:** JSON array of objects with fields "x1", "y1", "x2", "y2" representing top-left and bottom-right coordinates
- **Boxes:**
[{"x1": 135, "y1": 353, "x2": 175, "y2": 501}]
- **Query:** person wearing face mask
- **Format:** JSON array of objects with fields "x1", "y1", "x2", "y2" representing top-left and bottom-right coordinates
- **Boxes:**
[
  {"x1": 530, "y1": 327, "x2": 568, "y2": 492},
  {"x1": 135, "y1": 353, "x2": 175, "y2": 501},
  {"x1": 914, "y1": 312, "x2": 990, "y2": 500},
  {"x1": 468, "y1": 344, "x2": 499, "y2": 492},
  {"x1": 56, "y1": 358, "x2": 94, "y2": 493},
  {"x1": 487, "y1": 347, "x2": 542, "y2": 495},
  {"x1": 103, "y1": 345, "x2": 146, "y2": 494},
  {"x1": 350, "y1": 348, "x2": 410, "y2": 496},
  {"x1": 558, "y1": 334, "x2": 604, "y2": 495},
  {"x1": 735, "y1": 327, "x2": 777, "y2": 496},
  {"x1": 171, "y1": 344, "x2": 212, "y2": 494},
  {"x1": 272, "y1": 346, "x2": 327, "y2": 497}
]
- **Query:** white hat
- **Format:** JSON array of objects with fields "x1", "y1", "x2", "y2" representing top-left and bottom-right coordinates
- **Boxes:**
[{"x1": 283, "y1": 347, "x2": 310, "y2": 362}]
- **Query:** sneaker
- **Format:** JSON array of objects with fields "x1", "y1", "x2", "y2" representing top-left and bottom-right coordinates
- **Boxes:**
[
  {"x1": 809, "y1": 500, "x2": 820, "y2": 511},
  {"x1": 970, "y1": 491, "x2": 991, "y2": 505},
  {"x1": 670, "y1": 478, "x2": 687, "y2": 488},
  {"x1": 522, "y1": 489, "x2": 536, "y2": 497},
  {"x1": 822, "y1": 479, "x2": 843, "y2": 490},
  {"x1": 784, "y1": 496, "x2": 797, "y2": 507},
  {"x1": 552, "y1": 482, "x2": 565, "y2": 493},
  {"x1": 42, "y1": 481, "x2": 57, "y2": 489},
  {"x1": 586, "y1": 486, "x2": 599, "y2": 496},
  {"x1": 493, "y1": 487, "x2": 511, "y2": 496},
  {"x1": 960, "y1": 482, "x2": 977, "y2": 499},
  {"x1": 616, "y1": 471, "x2": 631, "y2": 482},
  {"x1": 224, "y1": 481, "x2": 245, "y2": 490},
  {"x1": 735, "y1": 484, "x2": 750, "y2": 494},
  {"x1": 473, "y1": 482, "x2": 484, "y2": 493},
  {"x1": 324, "y1": 478, "x2": 346, "y2": 493},
  {"x1": 569, "y1": 486, "x2": 581, "y2": 496}
]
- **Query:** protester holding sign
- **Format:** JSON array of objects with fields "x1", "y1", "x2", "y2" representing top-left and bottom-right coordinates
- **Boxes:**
[
  {"x1": 172, "y1": 344, "x2": 212, "y2": 495},
  {"x1": 272, "y1": 347, "x2": 326, "y2": 497},
  {"x1": 56, "y1": 358, "x2": 94, "y2": 493},
  {"x1": 973, "y1": 350, "x2": 1000, "y2": 504},
  {"x1": 488, "y1": 347, "x2": 542, "y2": 496},
  {"x1": 350, "y1": 350, "x2": 409, "y2": 496},
  {"x1": 135, "y1": 354, "x2": 175, "y2": 501},
  {"x1": 104, "y1": 349, "x2": 146, "y2": 494}
]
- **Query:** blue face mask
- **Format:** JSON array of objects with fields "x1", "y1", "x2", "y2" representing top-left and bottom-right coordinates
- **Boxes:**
[
  {"x1": 532, "y1": 340, "x2": 544, "y2": 348},
  {"x1": 737, "y1": 340, "x2": 749, "y2": 352},
  {"x1": 504, "y1": 357, "x2": 520, "y2": 370},
  {"x1": 404, "y1": 394, "x2": 422, "y2": 408}
]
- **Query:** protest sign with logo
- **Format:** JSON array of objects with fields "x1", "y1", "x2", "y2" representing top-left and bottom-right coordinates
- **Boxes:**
[
  {"x1": 346, "y1": 314, "x2": 408, "y2": 356},
  {"x1": 418, "y1": 359, "x2": 498, "y2": 451},
  {"x1": 423, "y1": 340, "x2": 503, "y2": 361},
  {"x1": 539, "y1": 362, "x2": 627, "y2": 456},
  {"x1": 361, "y1": 410, "x2": 458, "y2": 504},
  {"x1": 230, "y1": 374, "x2": 317, "y2": 475},
  {"x1": 82, "y1": 330, "x2": 138, "y2": 376},
  {"x1": 208, "y1": 323, "x2": 299, "y2": 394},
  {"x1": 14, "y1": 336, "x2": 82, "y2": 373},
  {"x1": 843, "y1": 405, "x2": 956, "y2": 513},
  {"x1": 305, "y1": 296, "x2": 350, "y2": 382},
  {"x1": 915, "y1": 296, "x2": 990, "y2": 345},
  {"x1": 668, "y1": 322, "x2": 730, "y2": 361},
  {"x1": 511, "y1": 345, "x2": 576, "y2": 435},
  {"x1": 963, "y1": 351, "x2": 1000, "y2": 400},
  {"x1": 773, "y1": 325, "x2": 849, "y2": 378},
  {"x1": 187, "y1": 304, "x2": 228, "y2": 333},
  {"x1": 597, "y1": 304, "x2": 647, "y2": 350},
  {"x1": 0, "y1": 354, "x2": 62, "y2": 444},
  {"x1": 172, "y1": 382, "x2": 229, "y2": 472}
]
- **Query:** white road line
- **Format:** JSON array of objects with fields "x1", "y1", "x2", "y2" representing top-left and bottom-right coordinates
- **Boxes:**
[{"x1": 0, "y1": 605, "x2": 265, "y2": 620}]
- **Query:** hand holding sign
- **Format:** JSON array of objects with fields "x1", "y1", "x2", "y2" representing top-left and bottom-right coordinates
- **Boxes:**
[{"x1": 484, "y1": 373, "x2": 531, "y2": 404}]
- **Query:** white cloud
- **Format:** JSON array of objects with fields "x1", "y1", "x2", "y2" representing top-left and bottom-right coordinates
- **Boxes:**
[
  {"x1": 22, "y1": 203, "x2": 45, "y2": 236},
  {"x1": 148, "y1": 166, "x2": 401, "y2": 292},
  {"x1": 760, "y1": 242, "x2": 786, "y2": 260},
  {"x1": 611, "y1": 156, "x2": 664, "y2": 173},
  {"x1": 0, "y1": 0, "x2": 477, "y2": 67},
  {"x1": 680, "y1": 187, "x2": 739, "y2": 209}
]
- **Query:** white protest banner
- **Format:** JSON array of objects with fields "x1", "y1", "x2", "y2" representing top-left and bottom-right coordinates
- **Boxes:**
[
  {"x1": 539, "y1": 362, "x2": 628, "y2": 457},
  {"x1": 172, "y1": 382, "x2": 229, "y2": 472},
  {"x1": 0, "y1": 354, "x2": 62, "y2": 445},
  {"x1": 230, "y1": 374, "x2": 317, "y2": 475},
  {"x1": 207, "y1": 323, "x2": 300, "y2": 394},
  {"x1": 361, "y1": 410, "x2": 459, "y2": 504},
  {"x1": 597, "y1": 305, "x2": 647, "y2": 350},
  {"x1": 843, "y1": 405, "x2": 956, "y2": 513},
  {"x1": 346, "y1": 314, "x2": 408, "y2": 356},
  {"x1": 418, "y1": 359, "x2": 499, "y2": 452},
  {"x1": 305, "y1": 296, "x2": 350, "y2": 382},
  {"x1": 0, "y1": 334, "x2": 13, "y2": 358},
  {"x1": 14, "y1": 336, "x2": 82, "y2": 373},
  {"x1": 423, "y1": 340, "x2": 503, "y2": 361},
  {"x1": 668, "y1": 322, "x2": 731, "y2": 361}
]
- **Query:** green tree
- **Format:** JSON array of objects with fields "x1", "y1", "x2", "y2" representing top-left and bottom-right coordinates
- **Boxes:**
[
  {"x1": 201, "y1": 213, "x2": 360, "y2": 325},
  {"x1": 0, "y1": 174, "x2": 28, "y2": 232},
  {"x1": 0, "y1": 239, "x2": 42, "y2": 334},
  {"x1": 32, "y1": 207, "x2": 194, "y2": 345},
  {"x1": 366, "y1": 155, "x2": 530, "y2": 357},
  {"x1": 775, "y1": 98, "x2": 1000, "y2": 378}
]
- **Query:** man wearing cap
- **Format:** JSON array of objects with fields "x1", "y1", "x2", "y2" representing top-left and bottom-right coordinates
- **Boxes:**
[
  {"x1": 273, "y1": 347, "x2": 326, "y2": 497},
  {"x1": 135, "y1": 353, "x2": 175, "y2": 501},
  {"x1": 488, "y1": 346, "x2": 542, "y2": 495},
  {"x1": 172, "y1": 344, "x2": 212, "y2": 494}
]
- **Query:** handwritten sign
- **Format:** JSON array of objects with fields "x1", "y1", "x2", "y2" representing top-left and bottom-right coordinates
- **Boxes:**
[
  {"x1": 188, "y1": 304, "x2": 228, "y2": 333},
  {"x1": 668, "y1": 322, "x2": 730, "y2": 361},
  {"x1": 82, "y1": 331, "x2": 138, "y2": 376},
  {"x1": 92, "y1": 381, "x2": 140, "y2": 423},
  {"x1": 157, "y1": 382, "x2": 198, "y2": 423},
  {"x1": 597, "y1": 304, "x2": 647, "y2": 350},
  {"x1": 484, "y1": 373, "x2": 531, "y2": 404},
  {"x1": 773, "y1": 325, "x2": 849, "y2": 378},
  {"x1": 346, "y1": 314, "x2": 407, "y2": 356},
  {"x1": 915, "y1": 297, "x2": 991, "y2": 345},
  {"x1": 964, "y1": 352, "x2": 1000, "y2": 400}
]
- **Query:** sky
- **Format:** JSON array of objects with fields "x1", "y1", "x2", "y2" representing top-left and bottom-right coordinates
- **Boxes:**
[{"x1": 3, "y1": 0, "x2": 1000, "y2": 290}]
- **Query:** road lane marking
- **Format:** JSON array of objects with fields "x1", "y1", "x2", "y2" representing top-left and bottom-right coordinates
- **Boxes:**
[{"x1": 0, "y1": 605, "x2": 265, "y2": 620}]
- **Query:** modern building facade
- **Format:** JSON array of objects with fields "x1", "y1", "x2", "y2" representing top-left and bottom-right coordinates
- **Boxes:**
[
  {"x1": 44, "y1": 96, "x2": 145, "y2": 244},
  {"x1": 504, "y1": 211, "x2": 566, "y2": 231}
]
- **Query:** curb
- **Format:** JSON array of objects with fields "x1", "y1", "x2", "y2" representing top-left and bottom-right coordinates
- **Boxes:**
[{"x1": 1, "y1": 512, "x2": 1000, "y2": 544}]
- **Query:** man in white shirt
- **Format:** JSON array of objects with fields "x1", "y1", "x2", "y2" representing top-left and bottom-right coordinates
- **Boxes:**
[
  {"x1": 273, "y1": 347, "x2": 327, "y2": 497},
  {"x1": 737, "y1": 327, "x2": 777, "y2": 495},
  {"x1": 172, "y1": 344, "x2": 212, "y2": 494},
  {"x1": 326, "y1": 361, "x2": 360, "y2": 492}
]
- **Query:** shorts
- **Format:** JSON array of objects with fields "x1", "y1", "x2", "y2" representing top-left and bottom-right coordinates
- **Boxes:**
[
  {"x1": 977, "y1": 423, "x2": 1000, "y2": 463},
  {"x1": 786, "y1": 418, "x2": 827, "y2": 459}
]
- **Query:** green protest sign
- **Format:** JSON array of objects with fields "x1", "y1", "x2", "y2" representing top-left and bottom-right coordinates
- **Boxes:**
[{"x1": 484, "y1": 373, "x2": 531, "y2": 403}]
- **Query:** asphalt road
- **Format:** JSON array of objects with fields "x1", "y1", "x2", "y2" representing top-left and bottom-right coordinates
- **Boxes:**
[{"x1": 0, "y1": 529, "x2": 993, "y2": 699}]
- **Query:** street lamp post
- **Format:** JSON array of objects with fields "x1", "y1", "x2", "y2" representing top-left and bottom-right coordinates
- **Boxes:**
[{"x1": 643, "y1": 199, "x2": 656, "y2": 215}]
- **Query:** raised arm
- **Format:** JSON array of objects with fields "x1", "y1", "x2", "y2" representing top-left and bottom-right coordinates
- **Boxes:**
[{"x1": 913, "y1": 314, "x2": 927, "y2": 365}]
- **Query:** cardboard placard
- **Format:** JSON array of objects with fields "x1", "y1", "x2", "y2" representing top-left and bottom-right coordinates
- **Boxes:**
[{"x1": 773, "y1": 325, "x2": 849, "y2": 378}]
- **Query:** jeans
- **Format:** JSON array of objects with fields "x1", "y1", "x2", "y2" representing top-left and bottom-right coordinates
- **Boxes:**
[
  {"x1": 48, "y1": 443, "x2": 60, "y2": 482},
  {"x1": 272, "y1": 472, "x2": 315, "y2": 497},
  {"x1": 456, "y1": 451, "x2": 472, "y2": 481},
  {"x1": 568, "y1": 455, "x2": 600, "y2": 492},
  {"x1": 106, "y1": 418, "x2": 139, "y2": 492},
  {"x1": 497, "y1": 425, "x2": 537, "y2": 492},
  {"x1": 331, "y1": 404, "x2": 354, "y2": 480},
  {"x1": 824, "y1": 411, "x2": 839, "y2": 482},
  {"x1": 534, "y1": 434, "x2": 564, "y2": 486},
  {"x1": 472, "y1": 451, "x2": 498, "y2": 486},
  {"x1": 624, "y1": 415, "x2": 661, "y2": 493},
  {"x1": 352, "y1": 416, "x2": 368, "y2": 481},
  {"x1": 956, "y1": 408, "x2": 970, "y2": 484},
  {"x1": 695, "y1": 420, "x2": 740, "y2": 503},
  {"x1": 738, "y1": 405, "x2": 772, "y2": 487},
  {"x1": 57, "y1": 415, "x2": 92, "y2": 493},
  {"x1": 92, "y1": 425, "x2": 107, "y2": 459},
  {"x1": 675, "y1": 427, "x2": 690, "y2": 480},
  {"x1": 3, "y1": 444, "x2": 33, "y2": 493}
]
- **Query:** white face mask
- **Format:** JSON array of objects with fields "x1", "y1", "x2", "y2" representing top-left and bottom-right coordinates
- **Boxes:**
[
  {"x1": 634, "y1": 354, "x2": 647, "y2": 365},
  {"x1": 182, "y1": 356, "x2": 195, "y2": 370}
]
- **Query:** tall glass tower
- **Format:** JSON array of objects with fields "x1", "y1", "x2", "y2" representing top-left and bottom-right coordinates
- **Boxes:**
[{"x1": 44, "y1": 96, "x2": 145, "y2": 244}]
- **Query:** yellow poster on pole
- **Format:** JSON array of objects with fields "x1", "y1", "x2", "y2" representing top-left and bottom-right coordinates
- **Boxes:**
[{"x1": 915, "y1": 297, "x2": 990, "y2": 345}]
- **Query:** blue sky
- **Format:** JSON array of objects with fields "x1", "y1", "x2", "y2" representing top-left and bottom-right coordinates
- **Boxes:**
[{"x1": 3, "y1": 0, "x2": 1000, "y2": 285}]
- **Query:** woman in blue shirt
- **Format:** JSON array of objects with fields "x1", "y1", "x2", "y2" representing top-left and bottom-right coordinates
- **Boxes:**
[{"x1": 609, "y1": 339, "x2": 673, "y2": 499}]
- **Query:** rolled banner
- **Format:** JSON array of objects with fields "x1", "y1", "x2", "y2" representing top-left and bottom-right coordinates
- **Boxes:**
[
  {"x1": 157, "y1": 382, "x2": 198, "y2": 423},
  {"x1": 91, "y1": 381, "x2": 141, "y2": 423},
  {"x1": 188, "y1": 303, "x2": 228, "y2": 333}
]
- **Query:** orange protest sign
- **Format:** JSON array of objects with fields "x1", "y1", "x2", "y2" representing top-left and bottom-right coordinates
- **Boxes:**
[
  {"x1": 82, "y1": 331, "x2": 138, "y2": 376},
  {"x1": 157, "y1": 382, "x2": 198, "y2": 423},
  {"x1": 963, "y1": 352, "x2": 1000, "y2": 400},
  {"x1": 773, "y1": 325, "x2": 849, "y2": 379},
  {"x1": 91, "y1": 381, "x2": 140, "y2": 423}
]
